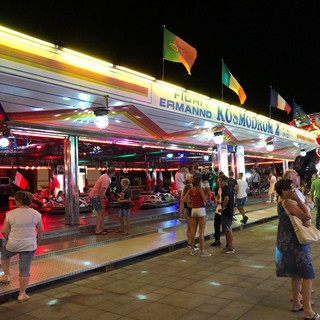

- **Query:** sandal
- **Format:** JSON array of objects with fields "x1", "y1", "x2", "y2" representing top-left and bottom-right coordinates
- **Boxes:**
[
  {"x1": 18, "y1": 294, "x2": 30, "y2": 303},
  {"x1": 95, "y1": 230, "x2": 107, "y2": 235},
  {"x1": 0, "y1": 275, "x2": 10, "y2": 284},
  {"x1": 291, "y1": 306, "x2": 303, "y2": 312},
  {"x1": 304, "y1": 312, "x2": 320, "y2": 320},
  {"x1": 115, "y1": 229, "x2": 123, "y2": 233},
  {"x1": 290, "y1": 297, "x2": 314, "y2": 305}
]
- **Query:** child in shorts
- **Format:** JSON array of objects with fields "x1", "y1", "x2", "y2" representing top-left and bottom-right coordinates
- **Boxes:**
[{"x1": 117, "y1": 178, "x2": 132, "y2": 235}]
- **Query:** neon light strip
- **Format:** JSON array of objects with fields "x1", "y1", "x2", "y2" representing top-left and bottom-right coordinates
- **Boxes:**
[{"x1": 11, "y1": 130, "x2": 66, "y2": 139}]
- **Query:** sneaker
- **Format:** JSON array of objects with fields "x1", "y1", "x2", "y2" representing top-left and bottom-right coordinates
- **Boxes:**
[
  {"x1": 242, "y1": 216, "x2": 248, "y2": 225},
  {"x1": 190, "y1": 248, "x2": 199, "y2": 256},
  {"x1": 199, "y1": 251, "x2": 212, "y2": 257},
  {"x1": 210, "y1": 241, "x2": 221, "y2": 247},
  {"x1": 266, "y1": 200, "x2": 271, "y2": 203},
  {"x1": 223, "y1": 248, "x2": 235, "y2": 254},
  {"x1": 0, "y1": 274, "x2": 10, "y2": 284}
]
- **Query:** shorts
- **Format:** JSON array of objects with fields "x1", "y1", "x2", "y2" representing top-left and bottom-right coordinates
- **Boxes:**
[
  {"x1": 252, "y1": 182, "x2": 259, "y2": 189},
  {"x1": 268, "y1": 186, "x2": 275, "y2": 195},
  {"x1": 221, "y1": 215, "x2": 233, "y2": 232},
  {"x1": 191, "y1": 207, "x2": 206, "y2": 218},
  {"x1": 90, "y1": 197, "x2": 103, "y2": 211},
  {"x1": 236, "y1": 197, "x2": 247, "y2": 207},
  {"x1": 1, "y1": 247, "x2": 35, "y2": 277},
  {"x1": 119, "y1": 207, "x2": 130, "y2": 218},
  {"x1": 201, "y1": 182, "x2": 210, "y2": 188}
]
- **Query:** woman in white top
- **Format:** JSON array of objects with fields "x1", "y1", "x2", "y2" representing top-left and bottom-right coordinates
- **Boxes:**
[{"x1": 0, "y1": 191, "x2": 44, "y2": 302}]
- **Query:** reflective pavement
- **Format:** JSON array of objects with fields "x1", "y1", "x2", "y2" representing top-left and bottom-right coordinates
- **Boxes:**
[{"x1": 1, "y1": 198, "x2": 319, "y2": 319}]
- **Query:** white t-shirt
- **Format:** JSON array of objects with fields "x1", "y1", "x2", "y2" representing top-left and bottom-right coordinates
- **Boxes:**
[
  {"x1": 295, "y1": 188, "x2": 314, "y2": 210},
  {"x1": 269, "y1": 175, "x2": 277, "y2": 187},
  {"x1": 237, "y1": 179, "x2": 248, "y2": 199},
  {"x1": 175, "y1": 171, "x2": 185, "y2": 191},
  {"x1": 5, "y1": 207, "x2": 42, "y2": 252}
]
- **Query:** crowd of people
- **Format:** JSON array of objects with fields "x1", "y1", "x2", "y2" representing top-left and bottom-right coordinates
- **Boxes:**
[
  {"x1": 177, "y1": 163, "x2": 250, "y2": 255},
  {"x1": 178, "y1": 165, "x2": 319, "y2": 318},
  {"x1": 2, "y1": 164, "x2": 320, "y2": 319}
]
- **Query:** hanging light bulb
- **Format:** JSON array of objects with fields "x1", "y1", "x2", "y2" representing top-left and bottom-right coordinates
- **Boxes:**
[
  {"x1": 203, "y1": 155, "x2": 209, "y2": 161},
  {"x1": 266, "y1": 141, "x2": 274, "y2": 152},
  {"x1": 94, "y1": 113, "x2": 109, "y2": 129},
  {"x1": 214, "y1": 131, "x2": 223, "y2": 144},
  {"x1": 0, "y1": 136, "x2": 9, "y2": 147},
  {"x1": 93, "y1": 95, "x2": 109, "y2": 129}
]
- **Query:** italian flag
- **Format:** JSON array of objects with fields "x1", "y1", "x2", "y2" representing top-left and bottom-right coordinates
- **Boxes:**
[
  {"x1": 14, "y1": 171, "x2": 28, "y2": 190},
  {"x1": 163, "y1": 28, "x2": 197, "y2": 75},
  {"x1": 158, "y1": 170, "x2": 163, "y2": 188},
  {"x1": 222, "y1": 61, "x2": 247, "y2": 105}
]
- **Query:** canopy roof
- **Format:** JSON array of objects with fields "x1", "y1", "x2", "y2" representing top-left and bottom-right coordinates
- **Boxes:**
[{"x1": 0, "y1": 26, "x2": 317, "y2": 169}]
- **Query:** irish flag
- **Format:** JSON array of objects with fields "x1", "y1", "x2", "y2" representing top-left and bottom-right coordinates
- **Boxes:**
[
  {"x1": 163, "y1": 28, "x2": 197, "y2": 75},
  {"x1": 270, "y1": 88, "x2": 291, "y2": 114},
  {"x1": 222, "y1": 61, "x2": 247, "y2": 105}
]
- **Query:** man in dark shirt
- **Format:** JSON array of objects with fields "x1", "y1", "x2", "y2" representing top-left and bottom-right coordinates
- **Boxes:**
[
  {"x1": 228, "y1": 171, "x2": 238, "y2": 221},
  {"x1": 218, "y1": 174, "x2": 235, "y2": 254}
]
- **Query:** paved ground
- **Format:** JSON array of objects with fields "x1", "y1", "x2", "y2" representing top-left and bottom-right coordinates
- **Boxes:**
[{"x1": 0, "y1": 202, "x2": 319, "y2": 319}]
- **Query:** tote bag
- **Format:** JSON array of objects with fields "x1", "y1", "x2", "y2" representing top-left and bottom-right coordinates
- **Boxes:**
[{"x1": 282, "y1": 201, "x2": 320, "y2": 245}]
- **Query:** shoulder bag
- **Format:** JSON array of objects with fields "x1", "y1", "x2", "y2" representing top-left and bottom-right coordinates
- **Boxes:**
[{"x1": 282, "y1": 200, "x2": 320, "y2": 244}]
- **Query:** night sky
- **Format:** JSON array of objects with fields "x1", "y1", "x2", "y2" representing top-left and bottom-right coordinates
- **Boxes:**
[{"x1": 1, "y1": 0, "x2": 319, "y2": 124}]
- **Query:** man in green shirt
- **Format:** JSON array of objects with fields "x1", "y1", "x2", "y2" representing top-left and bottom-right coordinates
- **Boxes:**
[{"x1": 310, "y1": 174, "x2": 320, "y2": 230}]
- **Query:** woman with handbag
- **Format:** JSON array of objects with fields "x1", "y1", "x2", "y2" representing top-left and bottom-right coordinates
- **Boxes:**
[{"x1": 275, "y1": 179, "x2": 318, "y2": 320}]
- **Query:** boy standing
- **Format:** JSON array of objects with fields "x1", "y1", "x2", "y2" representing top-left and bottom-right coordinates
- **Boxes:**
[
  {"x1": 117, "y1": 178, "x2": 132, "y2": 235},
  {"x1": 218, "y1": 175, "x2": 235, "y2": 253}
]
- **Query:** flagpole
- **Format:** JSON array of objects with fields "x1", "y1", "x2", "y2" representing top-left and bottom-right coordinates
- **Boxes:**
[
  {"x1": 292, "y1": 99, "x2": 295, "y2": 122},
  {"x1": 269, "y1": 86, "x2": 272, "y2": 119},
  {"x1": 162, "y1": 25, "x2": 165, "y2": 81},
  {"x1": 221, "y1": 59, "x2": 224, "y2": 102}
]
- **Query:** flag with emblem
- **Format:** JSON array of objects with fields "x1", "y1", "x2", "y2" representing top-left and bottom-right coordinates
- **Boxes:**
[
  {"x1": 293, "y1": 101, "x2": 311, "y2": 127},
  {"x1": 163, "y1": 27, "x2": 197, "y2": 75}
]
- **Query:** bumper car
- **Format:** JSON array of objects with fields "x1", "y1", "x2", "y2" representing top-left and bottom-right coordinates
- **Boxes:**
[
  {"x1": 9, "y1": 195, "x2": 93, "y2": 214},
  {"x1": 50, "y1": 195, "x2": 93, "y2": 214},
  {"x1": 139, "y1": 191, "x2": 177, "y2": 209}
]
